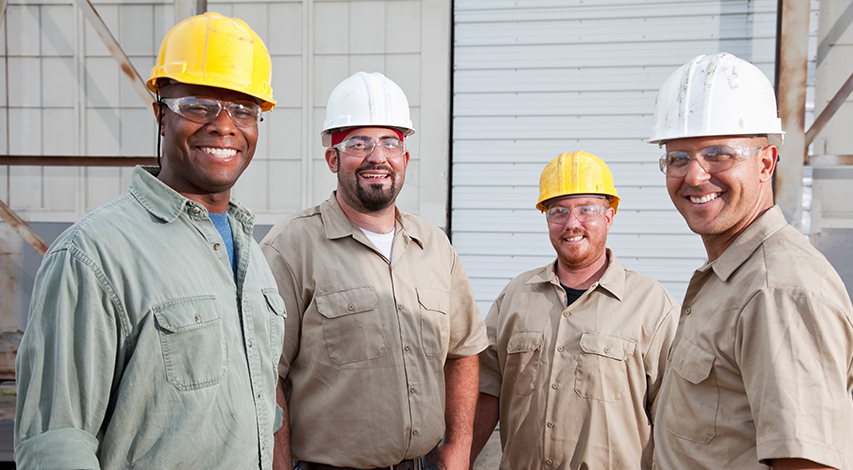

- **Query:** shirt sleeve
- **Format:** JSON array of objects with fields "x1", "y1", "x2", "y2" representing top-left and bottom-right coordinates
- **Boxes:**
[
  {"x1": 445, "y1": 249, "x2": 488, "y2": 359},
  {"x1": 738, "y1": 286, "x2": 853, "y2": 468},
  {"x1": 478, "y1": 294, "x2": 504, "y2": 398},
  {"x1": 15, "y1": 247, "x2": 121, "y2": 469},
  {"x1": 260, "y1": 240, "x2": 303, "y2": 379},
  {"x1": 643, "y1": 299, "x2": 679, "y2": 421}
]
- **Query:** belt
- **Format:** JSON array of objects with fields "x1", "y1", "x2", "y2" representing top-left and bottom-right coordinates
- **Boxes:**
[{"x1": 296, "y1": 447, "x2": 439, "y2": 470}]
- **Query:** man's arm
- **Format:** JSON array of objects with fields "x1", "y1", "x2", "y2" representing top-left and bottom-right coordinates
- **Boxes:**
[
  {"x1": 272, "y1": 377, "x2": 292, "y2": 470},
  {"x1": 771, "y1": 458, "x2": 835, "y2": 470},
  {"x1": 15, "y1": 250, "x2": 116, "y2": 468},
  {"x1": 439, "y1": 355, "x2": 479, "y2": 470},
  {"x1": 469, "y1": 392, "x2": 499, "y2": 469}
]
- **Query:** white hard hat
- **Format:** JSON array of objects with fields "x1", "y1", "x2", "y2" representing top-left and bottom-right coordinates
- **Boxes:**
[
  {"x1": 648, "y1": 53, "x2": 784, "y2": 146},
  {"x1": 321, "y1": 71, "x2": 415, "y2": 147}
]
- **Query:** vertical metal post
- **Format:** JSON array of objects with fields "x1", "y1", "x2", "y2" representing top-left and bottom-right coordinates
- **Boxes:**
[{"x1": 774, "y1": 0, "x2": 810, "y2": 229}]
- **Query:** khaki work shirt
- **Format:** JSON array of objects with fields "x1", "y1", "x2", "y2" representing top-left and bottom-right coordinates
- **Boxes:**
[
  {"x1": 260, "y1": 193, "x2": 488, "y2": 468},
  {"x1": 480, "y1": 251, "x2": 679, "y2": 470},
  {"x1": 654, "y1": 206, "x2": 853, "y2": 470}
]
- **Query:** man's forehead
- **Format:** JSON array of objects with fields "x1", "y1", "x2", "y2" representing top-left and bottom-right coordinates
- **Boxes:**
[
  {"x1": 343, "y1": 127, "x2": 400, "y2": 139},
  {"x1": 665, "y1": 135, "x2": 767, "y2": 151},
  {"x1": 160, "y1": 82, "x2": 257, "y2": 103},
  {"x1": 547, "y1": 195, "x2": 607, "y2": 207}
]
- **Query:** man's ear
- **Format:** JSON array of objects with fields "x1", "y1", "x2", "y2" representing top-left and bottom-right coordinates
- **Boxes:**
[
  {"x1": 325, "y1": 148, "x2": 339, "y2": 173},
  {"x1": 759, "y1": 145, "x2": 778, "y2": 183},
  {"x1": 153, "y1": 101, "x2": 166, "y2": 136}
]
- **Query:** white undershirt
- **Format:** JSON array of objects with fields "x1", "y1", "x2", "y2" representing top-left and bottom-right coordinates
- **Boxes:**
[{"x1": 360, "y1": 227, "x2": 395, "y2": 261}]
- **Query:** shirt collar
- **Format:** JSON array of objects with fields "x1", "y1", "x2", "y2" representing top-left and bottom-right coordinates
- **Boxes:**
[
  {"x1": 319, "y1": 191, "x2": 424, "y2": 248},
  {"x1": 706, "y1": 205, "x2": 788, "y2": 281},
  {"x1": 526, "y1": 248, "x2": 625, "y2": 301},
  {"x1": 128, "y1": 166, "x2": 254, "y2": 225}
]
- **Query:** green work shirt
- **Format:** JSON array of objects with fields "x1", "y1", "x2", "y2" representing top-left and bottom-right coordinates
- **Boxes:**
[{"x1": 15, "y1": 166, "x2": 286, "y2": 470}]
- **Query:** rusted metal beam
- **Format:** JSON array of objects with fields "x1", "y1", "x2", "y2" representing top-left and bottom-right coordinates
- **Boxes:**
[
  {"x1": 0, "y1": 156, "x2": 156, "y2": 166},
  {"x1": 774, "y1": 0, "x2": 810, "y2": 229},
  {"x1": 806, "y1": 70, "x2": 853, "y2": 147},
  {"x1": 75, "y1": 0, "x2": 156, "y2": 114},
  {"x1": 0, "y1": 198, "x2": 49, "y2": 256}
]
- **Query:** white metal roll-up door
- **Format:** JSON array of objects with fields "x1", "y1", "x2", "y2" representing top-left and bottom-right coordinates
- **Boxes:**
[{"x1": 452, "y1": 0, "x2": 780, "y2": 314}]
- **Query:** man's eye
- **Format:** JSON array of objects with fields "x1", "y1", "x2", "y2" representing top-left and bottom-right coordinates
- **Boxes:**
[
  {"x1": 704, "y1": 153, "x2": 734, "y2": 162},
  {"x1": 578, "y1": 206, "x2": 596, "y2": 214},
  {"x1": 669, "y1": 154, "x2": 689, "y2": 166},
  {"x1": 232, "y1": 107, "x2": 255, "y2": 119},
  {"x1": 183, "y1": 105, "x2": 212, "y2": 115}
]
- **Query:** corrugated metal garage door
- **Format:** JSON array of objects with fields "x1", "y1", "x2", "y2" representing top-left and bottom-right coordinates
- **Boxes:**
[{"x1": 452, "y1": 0, "x2": 780, "y2": 313}]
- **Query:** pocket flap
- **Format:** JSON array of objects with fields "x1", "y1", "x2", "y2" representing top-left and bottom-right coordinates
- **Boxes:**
[
  {"x1": 316, "y1": 287, "x2": 378, "y2": 319},
  {"x1": 263, "y1": 288, "x2": 287, "y2": 318},
  {"x1": 153, "y1": 296, "x2": 222, "y2": 333},
  {"x1": 416, "y1": 287, "x2": 449, "y2": 314},
  {"x1": 507, "y1": 332, "x2": 542, "y2": 354},
  {"x1": 673, "y1": 339, "x2": 714, "y2": 384},
  {"x1": 579, "y1": 332, "x2": 636, "y2": 361}
]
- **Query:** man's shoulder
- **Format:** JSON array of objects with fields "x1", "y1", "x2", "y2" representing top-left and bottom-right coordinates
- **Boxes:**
[
  {"x1": 260, "y1": 205, "x2": 324, "y2": 245},
  {"x1": 48, "y1": 191, "x2": 139, "y2": 254}
]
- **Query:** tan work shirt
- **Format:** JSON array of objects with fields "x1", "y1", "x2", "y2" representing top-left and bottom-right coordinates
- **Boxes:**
[
  {"x1": 480, "y1": 251, "x2": 679, "y2": 470},
  {"x1": 654, "y1": 206, "x2": 853, "y2": 470},
  {"x1": 260, "y1": 193, "x2": 488, "y2": 468}
]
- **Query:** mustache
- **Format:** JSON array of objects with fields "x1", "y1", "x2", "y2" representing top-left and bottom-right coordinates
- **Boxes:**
[
  {"x1": 357, "y1": 163, "x2": 394, "y2": 175},
  {"x1": 560, "y1": 229, "x2": 587, "y2": 239}
]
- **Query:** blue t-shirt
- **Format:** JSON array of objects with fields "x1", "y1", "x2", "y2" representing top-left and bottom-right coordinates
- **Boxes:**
[{"x1": 208, "y1": 212, "x2": 236, "y2": 278}]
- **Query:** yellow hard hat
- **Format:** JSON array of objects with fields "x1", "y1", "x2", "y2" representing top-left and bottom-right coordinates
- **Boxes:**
[
  {"x1": 536, "y1": 151, "x2": 620, "y2": 213},
  {"x1": 147, "y1": 12, "x2": 276, "y2": 111}
]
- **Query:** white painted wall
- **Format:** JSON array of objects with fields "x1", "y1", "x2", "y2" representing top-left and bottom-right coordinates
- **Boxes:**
[
  {"x1": 0, "y1": 0, "x2": 452, "y2": 229},
  {"x1": 451, "y1": 0, "x2": 781, "y2": 313}
]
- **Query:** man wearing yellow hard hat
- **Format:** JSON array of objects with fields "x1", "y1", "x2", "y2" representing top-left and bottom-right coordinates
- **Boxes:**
[
  {"x1": 469, "y1": 151, "x2": 679, "y2": 470},
  {"x1": 14, "y1": 13, "x2": 284, "y2": 469}
]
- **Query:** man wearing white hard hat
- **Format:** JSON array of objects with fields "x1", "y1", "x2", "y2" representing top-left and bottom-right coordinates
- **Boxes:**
[
  {"x1": 469, "y1": 151, "x2": 678, "y2": 470},
  {"x1": 261, "y1": 72, "x2": 487, "y2": 470},
  {"x1": 649, "y1": 52, "x2": 853, "y2": 470}
]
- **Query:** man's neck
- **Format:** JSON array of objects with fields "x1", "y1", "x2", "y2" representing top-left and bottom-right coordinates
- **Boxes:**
[
  {"x1": 335, "y1": 192, "x2": 396, "y2": 234},
  {"x1": 555, "y1": 251, "x2": 608, "y2": 290}
]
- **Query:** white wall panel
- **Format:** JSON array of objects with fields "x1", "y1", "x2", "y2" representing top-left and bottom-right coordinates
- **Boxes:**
[
  {"x1": 8, "y1": 58, "x2": 41, "y2": 107},
  {"x1": 43, "y1": 107, "x2": 78, "y2": 155},
  {"x1": 85, "y1": 167, "x2": 121, "y2": 211},
  {"x1": 452, "y1": 0, "x2": 778, "y2": 306},
  {"x1": 7, "y1": 5, "x2": 41, "y2": 56},
  {"x1": 43, "y1": 166, "x2": 78, "y2": 212}
]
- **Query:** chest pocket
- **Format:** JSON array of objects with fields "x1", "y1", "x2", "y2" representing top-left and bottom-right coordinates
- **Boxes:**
[
  {"x1": 574, "y1": 332, "x2": 636, "y2": 403},
  {"x1": 153, "y1": 295, "x2": 226, "y2": 391},
  {"x1": 316, "y1": 287, "x2": 385, "y2": 365},
  {"x1": 665, "y1": 339, "x2": 717, "y2": 444},
  {"x1": 505, "y1": 332, "x2": 543, "y2": 396},
  {"x1": 417, "y1": 287, "x2": 449, "y2": 357}
]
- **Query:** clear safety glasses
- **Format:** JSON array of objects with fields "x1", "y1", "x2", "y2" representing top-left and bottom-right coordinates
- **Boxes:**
[
  {"x1": 545, "y1": 205, "x2": 608, "y2": 224},
  {"x1": 159, "y1": 96, "x2": 262, "y2": 128},
  {"x1": 660, "y1": 145, "x2": 765, "y2": 177},
  {"x1": 332, "y1": 137, "x2": 406, "y2": 158}
]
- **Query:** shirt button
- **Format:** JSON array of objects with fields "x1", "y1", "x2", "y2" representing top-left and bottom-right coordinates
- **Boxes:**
[
  {"x1": 256, "y1": 391, "x2": 261, "y2": 398},
  {"x1": 213, "y1": 243, "x2": 221, "y2": 251},
  {"x1": 685, "y1": 306, "x2": 692, "y2": 315},
  {"x1": 557, "y1": 346, "x2": 564, "y2": 352},
  {"x1": 397, "y1": 303, "x2": 404, "y2": 310},
  {"x1": 192, "y1": 206, "x2": 201, "y2": 215},
  {"x1": 410, "y1": 386, "x2": 416, "y2": 393},
  {"x1": 347, "y1": 303, "x2": 355, "y2": 311},
  {"x1": 248, "y1": 340, "x2": 253, "y2": 348},
  {"x1": 604, "y1": 347, "x2": 611, "y2": 354},
  {"x1": 551, "y1": 383, "x2": 558, "y2": 390},
  {"x1": 563, "y1": 311, "x2": 569, "y2": 317},
  {"x1": 194, "y1": 315, "x2": 202, "y2": 324},
  {"x1": 404, "y1": 345, "x2": 410, "y2": 351},
  {"x1": 546, "y1": 459, "x2": 553, "y2": 465},
  {"x1": 412, "y1": 429, "x2": 419, "y2": 436},
  {"x1": 547, "y1": 422, "x2": 554, "y2": 428}
]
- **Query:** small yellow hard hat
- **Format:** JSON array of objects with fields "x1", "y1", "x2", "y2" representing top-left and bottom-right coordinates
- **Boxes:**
[
  {"x1": 536, "y1": 150, "x2": 620, "y2": 213},
  {"x1": 147, "y1": 12, "x2": 276, "y2": 111}
]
